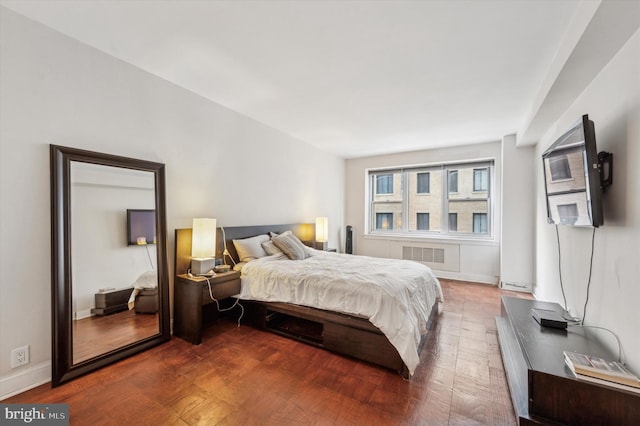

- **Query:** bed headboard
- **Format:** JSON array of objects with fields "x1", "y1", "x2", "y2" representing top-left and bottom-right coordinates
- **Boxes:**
[{"x1": 174, "y1": 223, "x2": 314, "y2": 275}]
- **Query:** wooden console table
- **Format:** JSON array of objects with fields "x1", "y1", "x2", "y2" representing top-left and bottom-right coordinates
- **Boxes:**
[
  {"x1": 173, "y1": 271, "x2": 241, "y2": 344},
  {"x1": 496, "y1": 296, "x2": 639, "y2": 425}
]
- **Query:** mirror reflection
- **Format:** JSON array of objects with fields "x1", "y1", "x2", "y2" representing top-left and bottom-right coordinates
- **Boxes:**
[{"x1": 69, "y1": 162, "x2": 160, "y2": 364}]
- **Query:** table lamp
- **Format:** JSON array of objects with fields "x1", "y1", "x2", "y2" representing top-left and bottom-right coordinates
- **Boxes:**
[{"x1": 191, "y1": 218, "x2": 216, "y2": 275}]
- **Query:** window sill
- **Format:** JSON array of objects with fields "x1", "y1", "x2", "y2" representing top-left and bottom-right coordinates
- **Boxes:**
[
  {"x1": 550, "y1": 177, "x2": 574, "y2": 183},
  {"x1": 364, "y1": 232, "x2": 498, "y2": 246}
]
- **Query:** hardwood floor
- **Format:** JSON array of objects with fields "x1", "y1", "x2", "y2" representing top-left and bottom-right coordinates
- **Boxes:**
[
  {"x1": 73, "y1": 309, "x2": 159, "y2": 363},
  {"x1": 6, "y1": 280, "x2": 531, "y2": 425}
]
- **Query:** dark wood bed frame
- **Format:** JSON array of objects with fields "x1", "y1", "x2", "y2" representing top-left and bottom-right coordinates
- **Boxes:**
[{"x1": 174, "y1": 224, "x2": 439, "y2": 378}]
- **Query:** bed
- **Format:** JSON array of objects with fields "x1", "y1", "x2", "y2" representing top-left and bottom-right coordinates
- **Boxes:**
[{"x1": 174, "y1": 224, "x2": 443, "y2": 378}]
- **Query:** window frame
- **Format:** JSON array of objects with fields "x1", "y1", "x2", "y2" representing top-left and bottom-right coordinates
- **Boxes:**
[{"x1": 367, "y1": 160, "x2": 494, "y2": 239}]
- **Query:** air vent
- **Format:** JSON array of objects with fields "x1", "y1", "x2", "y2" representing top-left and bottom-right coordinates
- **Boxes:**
[
  {"x1": 500, "y1": 281, "x2": 533, "y2": 292},
  {"x1": 402, "y1": 246, "x2": 445, "y2": 264}
]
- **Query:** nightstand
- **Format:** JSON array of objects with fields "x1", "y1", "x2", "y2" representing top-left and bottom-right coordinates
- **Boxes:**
[{"x1": 174, "y1": 270, "x2": 241, "y2": 344}]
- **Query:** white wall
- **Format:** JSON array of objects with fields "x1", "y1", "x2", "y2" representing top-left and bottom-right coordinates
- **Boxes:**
[
  {"x1": 345, "y1": 141, "x2": 502, "y2": 284},
  {"x1": 0, "y1": 8, "x2": 344, "y2": 398},
  {"x1": 534, "y1": 29, "x2": 640, "y2": 373},
  {"x1": 500, "y1": 135, "x2": 535, "y2": 291}
]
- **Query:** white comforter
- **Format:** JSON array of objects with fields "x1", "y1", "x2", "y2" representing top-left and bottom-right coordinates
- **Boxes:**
[{"x1": 237, "y1": 250, "x2": 443, "y2": 375}]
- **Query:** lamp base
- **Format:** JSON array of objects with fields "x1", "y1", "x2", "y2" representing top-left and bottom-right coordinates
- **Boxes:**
[
  {"x1": 191, "y1": 258, "x2": 215, "y2": 275},
  {"x1": 314, "y1": 241, "x2": 328, "y2": 251}
]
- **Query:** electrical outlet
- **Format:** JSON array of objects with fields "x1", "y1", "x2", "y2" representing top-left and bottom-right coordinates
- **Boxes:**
[{"x1": 11, "y1": 345, "x2": 29, "y2": 368}]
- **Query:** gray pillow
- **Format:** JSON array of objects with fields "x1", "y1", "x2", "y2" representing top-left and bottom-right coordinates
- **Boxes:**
[
  {"x1": 232, "y1": 234, "x2": 270, "y2": 262},
  {"x1": 261, "y1": 240, "x2": 283, "y2": 256},
  {"x1": 272, "y1": 232, "x2": 310, "y2": 260}
]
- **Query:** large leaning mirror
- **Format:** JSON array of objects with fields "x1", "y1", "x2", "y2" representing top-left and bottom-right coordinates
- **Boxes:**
[{"x1": 50, "y1": 145, "x2": 170, "y2": 387}]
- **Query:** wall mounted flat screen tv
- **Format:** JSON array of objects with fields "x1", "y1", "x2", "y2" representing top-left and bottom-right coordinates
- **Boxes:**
[
  {"x1": 127, "y1": 209, "x2": 156, "y2": 245},
  {"x1": 542, "y1": 114, "x2": 605, "y2": 227}
]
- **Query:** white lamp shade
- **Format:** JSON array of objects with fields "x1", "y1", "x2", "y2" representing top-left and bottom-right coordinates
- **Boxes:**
[
  {"x1": 315, "y1": 217, "x2": 328, "y2": 242},
  {"x1": 191, "y1": 218, "x2": 217, "y2": 258}
]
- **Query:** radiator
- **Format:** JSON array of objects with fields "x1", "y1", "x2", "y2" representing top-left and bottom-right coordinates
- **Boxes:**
[{"x1": 395, "y1": 241, "x2": 460, "y2": 272}]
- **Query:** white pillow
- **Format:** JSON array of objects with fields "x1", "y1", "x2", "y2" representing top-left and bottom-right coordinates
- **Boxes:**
[
  {"x1": 233, "y1": 234, "x2": 270, "y2": 262},
  {"x1": 133, "y1": 270, "x2": 157, "y2": 289}
]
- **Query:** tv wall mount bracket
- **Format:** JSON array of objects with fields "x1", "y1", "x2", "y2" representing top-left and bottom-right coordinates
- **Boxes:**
[{"x1": 597, "y1": 151, "x2": 613, "y2": 190}]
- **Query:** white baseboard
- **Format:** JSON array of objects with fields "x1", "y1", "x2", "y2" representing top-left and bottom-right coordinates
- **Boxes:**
[
  {"x1": 74, "y1": 308, "x2": 93, "y2": 320},
  {"x1": 434, "y1": 270, "x2": 499, "y2": 285},
  {"x1": 0, "y1": 361, "x2": 51, "y2": 401}
]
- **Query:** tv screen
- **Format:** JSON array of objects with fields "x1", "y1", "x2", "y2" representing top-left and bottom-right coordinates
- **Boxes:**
[
  {"x1": 542, "y1": 114, "x2": 603, "y2": 227},
  {"x1": 127, "y1": 209, "x2": 156, "y2": 245}
]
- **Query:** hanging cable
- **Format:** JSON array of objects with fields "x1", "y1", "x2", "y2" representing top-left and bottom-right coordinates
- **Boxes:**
[
  {"x1": 204, "y1": 277, "x2": 244, "y2": 327},
  {"x1": 145, "y1": 244, "x2": 155, "y2": 270},
  {"x1": 555, "y1": 224, "x2": 568, "y2": 311},
  {"x1": 581, "y1": 227, "x2": 597, "y2": 325},
  {"x1": 569, "y1": 324, "x2": 622, "y2": 363},
  {"x1": 220, "y1": 226, "x2": 236, "y2": 266}
]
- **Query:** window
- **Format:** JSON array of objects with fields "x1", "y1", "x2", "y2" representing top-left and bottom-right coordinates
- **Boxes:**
[
  {"x1": 549, "y1": 155, "x2": 571, "y2": 181},
  {"x1": 376, "y1": 174, "x2": 393, "y2": 194},
  {"x1": 448, "y1": 170, "x2": 458, "y2": 193},
  {"x1": 557, "y1": 203, "x2": 579, "y2": 225},
  {"x1": 417, "y1": 172, "x2": 430, "y2": 194},
  {"x1": 371, "y1": 171, "x2": 403, "y2": 229},
  {"x1": 376, "y1": 213, "x2": 393, "y2": 230},
  {"x1": 473, "y1": 168, "x2": 488, "y2": 191},
  {"x1": 449, "y1": 213, "x2": 458, "y2": 232},
  {"x1": 407, "y1": 168, "x2": 441, "y2": 232},
  {"x1": 369, "y1": 160, "x2": 493, "y2": 237},
  {"x1": 473, "y1": 213, "x2": 488, "y2": 234},
  {"x1": 417, "y1": 213, "x2": 429, "y2": 230}
]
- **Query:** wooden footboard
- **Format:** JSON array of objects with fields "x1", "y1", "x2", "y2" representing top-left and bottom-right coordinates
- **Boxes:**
[{"x1": 243, "y1": 299, "x2": 439, "y2": 378}]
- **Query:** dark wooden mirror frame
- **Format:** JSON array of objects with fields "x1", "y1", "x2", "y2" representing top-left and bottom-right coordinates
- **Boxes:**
[{"x1": 50, "y1": 144, "x2": 170, "y2": 387}]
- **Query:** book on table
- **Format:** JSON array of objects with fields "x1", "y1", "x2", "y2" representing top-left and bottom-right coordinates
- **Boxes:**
[
  {"x1": 564, "y1": 351, "x2": 640, "y2": 390},
  {"x1": 567, "y1": 370, "x2": 640, "y2": 394}
]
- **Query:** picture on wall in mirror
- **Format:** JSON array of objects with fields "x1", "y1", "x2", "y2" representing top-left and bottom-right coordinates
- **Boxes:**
[{"x1": 127, "y1": 209, "x2": 156, "y2": 246}]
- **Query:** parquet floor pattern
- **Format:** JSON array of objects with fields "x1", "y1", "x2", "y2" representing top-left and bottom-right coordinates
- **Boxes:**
[{"x1": 6, "y1": 279, "x2": 531, "y2": 425}]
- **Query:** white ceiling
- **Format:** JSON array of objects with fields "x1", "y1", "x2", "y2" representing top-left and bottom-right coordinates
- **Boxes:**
[{"x1": 2, "y1": 1, "x2": 639, "y2": 158}]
